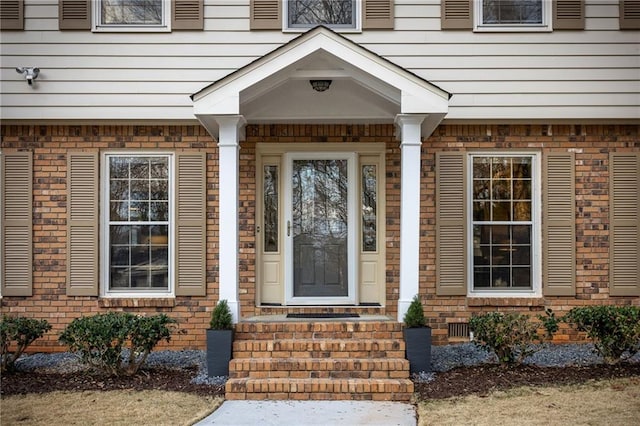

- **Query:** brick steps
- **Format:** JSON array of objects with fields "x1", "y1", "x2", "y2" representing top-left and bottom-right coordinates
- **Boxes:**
[
  {"x1": 225, "y1": 320, "x2": 413, "y2": 401},
  {"x1": 230, "y1": 358, "x2": 410, "y2": 379},
  {"x1": 225, "y1": 378, "x2": 414, "y2": 401}
]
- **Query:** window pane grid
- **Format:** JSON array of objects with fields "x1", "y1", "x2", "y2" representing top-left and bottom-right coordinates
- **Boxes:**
[
  {"x1": 287, "y1": 0, "x2": 356, "y2": 28},
  {"x1": 108, "y1": 155, "x2": 170, "y2": 291},
  {"x1": 101, "y1": 0, "x2": 163, "y2": 26},
  {"x1": 482, "y1": 0, "x2": 543, "y2": 25},
  {"x1": 472, "y1": 155, "x2": 533, "y2": 290}
]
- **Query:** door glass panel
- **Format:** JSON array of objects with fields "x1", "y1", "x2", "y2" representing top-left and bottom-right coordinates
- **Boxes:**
[
  {"x1": 292, "y1": 159, "x2": 348, "y2": 297},
  {"x1": 362, "y1": 165, "x2": 377, "y2": 252},
  {"x1": 264, "y1": 165, "x2": 279, "y2": 252}
]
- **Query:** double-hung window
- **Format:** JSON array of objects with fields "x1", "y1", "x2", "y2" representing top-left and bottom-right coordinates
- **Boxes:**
[
  {"x1": 469, "y1": 154, "x2": 541, "y2": 295},
  {"x1": 94, "y1": 0, "x2": 170, "y2": 32},
  {"x1": 102, "y1": 154, "x2": 173, "y2": 296},
  {"x1": 285, "y1": 0, "x2": 359, "y2": 31},
  {"x1": 475, "y1": 0, "x2": 551, "y2": 31}
]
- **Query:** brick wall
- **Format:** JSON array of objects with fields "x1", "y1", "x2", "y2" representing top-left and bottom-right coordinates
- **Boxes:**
[{"x1": 1, "y1": 123, "x2": 638, "y2": 350}]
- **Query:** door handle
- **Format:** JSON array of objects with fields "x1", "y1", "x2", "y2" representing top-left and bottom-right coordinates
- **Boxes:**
[{"x1": 287, "y1": 220, "x2": 291, "y2": 236}]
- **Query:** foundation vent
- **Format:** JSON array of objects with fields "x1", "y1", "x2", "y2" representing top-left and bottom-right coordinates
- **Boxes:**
[{"x1": 448, "y1": 322, "x2": 470, "y2": 341}]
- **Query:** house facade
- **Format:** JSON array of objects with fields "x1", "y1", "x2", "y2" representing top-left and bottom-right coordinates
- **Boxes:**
[{"x1": 1, "y1": 0, "x2": 639, "y2": 353}]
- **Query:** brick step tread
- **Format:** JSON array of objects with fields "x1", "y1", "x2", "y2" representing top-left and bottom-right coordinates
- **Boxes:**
[
  {"x1": 225, "y1": 392, "x2": 413, "y2": 401},
  {"x1": 229, "y1": 358, "x2": 410, "y2": 379},
  {"x1": 234, "y1": 331, "x2": 405, "y2": 341},
  {"x1": 225, "y1": 378, "x2": 414, "y2": 396},
  {"x1": 234, "y1": 321, "x2": 403, "y2": 336},
  {"x1": 233, "y1": 338, "x2": 404, "y2": 353}
]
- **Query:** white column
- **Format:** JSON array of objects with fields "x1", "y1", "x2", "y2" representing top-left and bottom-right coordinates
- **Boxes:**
[
  {"x1": 216, "y1": 115, "x2": 245, "y2": 323},
  {"x1": 395, "y1": 114, "x2": 426, "y2": 322}
]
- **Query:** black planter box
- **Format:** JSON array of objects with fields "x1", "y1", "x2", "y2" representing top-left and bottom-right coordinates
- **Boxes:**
[
  {"x1": 206, "y1": 329, "x2": 233, "y2": 377},
  {"x1": 403, "y1": 327, "x2": 432, "y2": 374}
]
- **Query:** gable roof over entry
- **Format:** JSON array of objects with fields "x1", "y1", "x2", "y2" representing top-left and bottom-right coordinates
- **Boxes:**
[{"x1": 192, "y1": 26, "x2": 450, "y2": 138}]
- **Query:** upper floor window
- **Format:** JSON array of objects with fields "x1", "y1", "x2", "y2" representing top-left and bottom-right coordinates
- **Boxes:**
[
  {"x1": 474, "y1": 0, "x2": 551, "y2": 32},
  {"x1": 94, "y1": 0, "x2": 170, "y2": 32},
  {"x1": 285, "y1": 0, "x2": 359, "y2": 31}
]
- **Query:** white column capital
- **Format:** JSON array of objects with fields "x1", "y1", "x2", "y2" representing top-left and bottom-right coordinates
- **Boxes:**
[
  {"x1": 216, "y1": 115, "x2": 246, "y2": 146},
  {"x1": 395, "y1": 114, "x2": 426, "y2": 145}
]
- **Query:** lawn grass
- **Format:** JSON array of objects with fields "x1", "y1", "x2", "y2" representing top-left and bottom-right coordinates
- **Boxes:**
[
  {"x1": 417, "y1": 377, "x2": 640, "y2": 426},
  {"x1": 1, "y1": 390, "x2": 222, "y2": 426}
]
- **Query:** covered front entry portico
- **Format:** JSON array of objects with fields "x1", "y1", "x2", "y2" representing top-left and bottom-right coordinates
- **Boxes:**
[{"x1": 192, "y1": 26, "x2": 450, "y2": 322}]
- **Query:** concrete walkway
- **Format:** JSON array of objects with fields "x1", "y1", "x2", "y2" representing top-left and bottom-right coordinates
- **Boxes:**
[{"x1": 194, "y1": 401, "x2": 417, "y2": 426}]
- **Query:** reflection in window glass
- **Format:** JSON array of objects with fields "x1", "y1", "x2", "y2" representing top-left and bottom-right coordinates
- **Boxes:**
[
  {"x1": 482, "y1": 0, "x2": 542, "y2": 25},
  {"x1": 362, "y1": 165, "x2": 377, "y2": 252},
  {"x1": 472, "y1": 156, "x2": 532, "y2": 290},
  {"x1": 101, "y1": 0, "x2": 163, "y2": 25},
  {"x1": 288, "y1": 0, "x2": 356, "y2": 28},
  {"x1": 264, "y1": 165, "x2": 279, "y2": 252},
  {"x1": 108, "y1": 155, "x2": 169, "y2": 290}
]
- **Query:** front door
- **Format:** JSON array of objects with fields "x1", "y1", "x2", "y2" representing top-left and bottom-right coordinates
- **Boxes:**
[{"x1": 284, "y1": 153, "x2": 357, "y2": 304}]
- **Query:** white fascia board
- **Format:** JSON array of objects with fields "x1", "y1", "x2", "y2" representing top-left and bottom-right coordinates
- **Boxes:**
[{"x1": 401, "y1": 91, "x2": 449, "y2": 115}]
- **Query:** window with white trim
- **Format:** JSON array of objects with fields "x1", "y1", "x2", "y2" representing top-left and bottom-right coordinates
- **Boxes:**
[
  {"x1": 475, "y1": 0, "x2": 551, "y2": 32},
  {"x1": 102, "y1": 154, "x2": 173, "y2": 296},
  {"x1": 469, "y1": 154, "x2": 541, "y2": 295},
  {"x1": 94, "y1": 0, "x2": 170, "y2": 32},
  {"x1": 285, "y1": 0, "x2": 359, "y2": 31}
]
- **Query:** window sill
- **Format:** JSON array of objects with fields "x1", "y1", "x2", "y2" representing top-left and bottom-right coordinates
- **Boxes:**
[
  {"x1": 99, "y1": 298, "x2": 176, "y2": 308},
  {"x1": 467, "y1": 297, "x2": 545, "y2": 307}
]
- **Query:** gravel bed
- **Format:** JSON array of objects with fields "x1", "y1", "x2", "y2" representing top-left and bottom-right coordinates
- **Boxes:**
[{"x1": 11, "y1": 342, "x2": 640, "y2": 387}]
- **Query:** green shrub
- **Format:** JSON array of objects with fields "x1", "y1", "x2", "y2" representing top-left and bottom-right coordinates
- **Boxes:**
[
  {"x1": 565, "y1": 305, "x2": 640, "y2": 364},
  {"x1": 1, "y1": 315, "x2": 52, "y2": 373},
  {"x1": 403, "y1": 295, "x2": 427, "y2": 328},
  {"x1": 469, "y1": 312, "x2": 548, "y2": 364},
  {"x1": 59, "y1": 312, "x2": 177, "y2": 376},
  {"x1": 209, "y1": 299, "x2": 233, "y2": 330}
]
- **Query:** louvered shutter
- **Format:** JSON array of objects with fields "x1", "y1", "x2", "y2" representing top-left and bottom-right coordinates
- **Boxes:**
[
  {"x1": 543, "y1": 152, "x2": 576, "y2": 296},
  {"x1": 59, "y1": 0, "x2": 91, "y2": 30},
  {"x1": 441, "y1": 0, "x2": 472, "y2": 30},
  {"x1": 173, "y1": 0, "x2": 203, "y2": 30},
  {"x1": 1, "y1": 151, "x2": 32, "y2": 296},
  {"x1": 436, "y1": 152, "x2": 467, "y2": 296},
  {"x1": 175, "y1": 152, "x2": 207, "y2": 296},
  {"x1": 609, "y1": 153, "x2": 640, "y2": 296},
  {"x1": 250, "y1": 0, "x2": 281, "y2": 30},
  {"x1": 0, "y1": 0, "x2": 23, "y2": 30},
  {"x1": 363, "y1": 0, "x2": 393, "y2": 29},
  {"x1": 553, "y1": 0, "x2": 584, "y2": 30},
  {"x1": 67, "y1": 152, "x2": 99, "y2": 296},
  {"x1": 620, "y1": 0, "x2": 640, "y2": 29}
]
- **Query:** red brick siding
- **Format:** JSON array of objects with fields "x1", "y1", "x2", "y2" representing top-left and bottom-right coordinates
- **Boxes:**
[{"x1": 1, "y1": 123, "x2": 638, "y2": 349}]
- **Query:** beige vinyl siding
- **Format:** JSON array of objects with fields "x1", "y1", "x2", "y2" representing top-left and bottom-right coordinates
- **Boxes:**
[
  {"x1": 175, "y1": 152, "x2": 207, "y2": 296},
  {"x1": 435, "y1": 152, "x2": 466, "y2": 296},
  {"x1": 543, "y1": 152, "x2": 576, "y2": 296},
  {"x1": 1, "y1": 151, "x2": 32, "y2": 297},
  {"x1": 0, "y1": 0, "x2": 638, "y2": 122},
  {"x1": 609, "y1": 152, "x2": 640, "y2": 296},
  {"x1": 67, "y1": 151, "x2": 99, "y2": 296}
]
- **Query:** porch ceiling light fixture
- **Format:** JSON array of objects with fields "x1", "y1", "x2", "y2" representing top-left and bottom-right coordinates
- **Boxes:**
[{"x1": 310, "y1": 79, "x2": 332, "y2": 92}]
